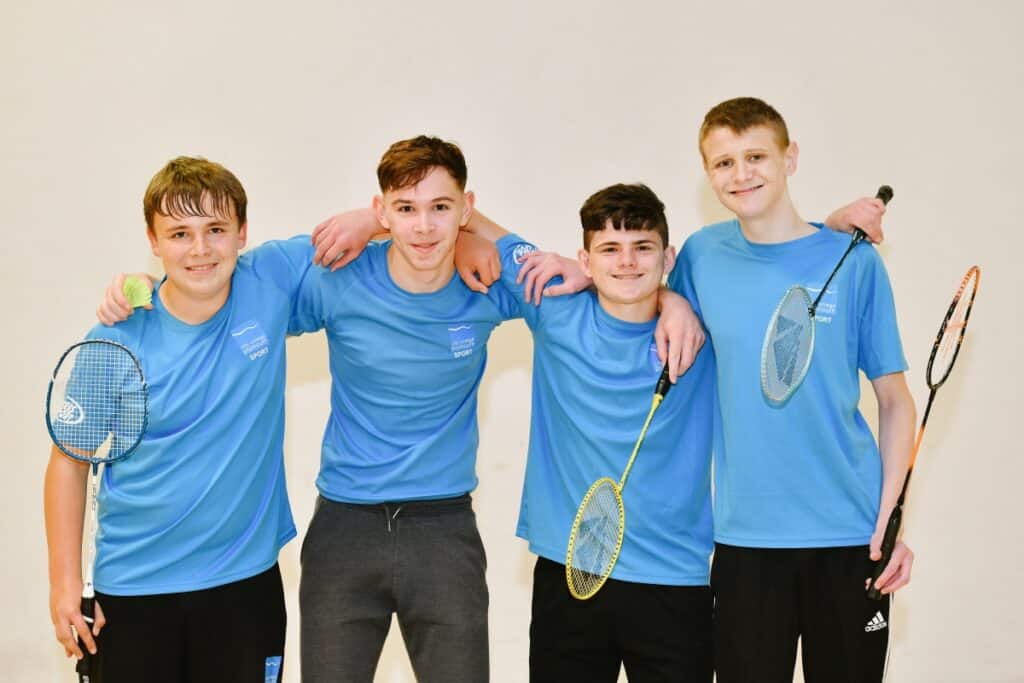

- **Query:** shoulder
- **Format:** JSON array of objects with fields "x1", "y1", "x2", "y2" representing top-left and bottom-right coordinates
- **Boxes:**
[
  {"x1": 85, "y1": 314, "x2": 146, "y2": 347},
  {"x1": 681, "y1": 219, "x2": 736, "y2": 254}
]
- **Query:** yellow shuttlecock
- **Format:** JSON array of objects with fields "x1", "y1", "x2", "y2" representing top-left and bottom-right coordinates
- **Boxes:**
[{"x1": 122, "y1": 276, "x2": 152, "y2": 308}]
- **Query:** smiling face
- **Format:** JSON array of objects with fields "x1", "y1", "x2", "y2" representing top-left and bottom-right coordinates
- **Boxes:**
[
  {"x1": 701, "y1": 124, "x2": 798, "y2": 224},
  {"x1": 579, "y1": 223, "x2": 675, "y2": 322},
  {"x1": 147, "y1": 194, "x2": 247, "y2": 321},
  {"x1": 374, "y1": 166, "x2": 474, "y2": 293}
]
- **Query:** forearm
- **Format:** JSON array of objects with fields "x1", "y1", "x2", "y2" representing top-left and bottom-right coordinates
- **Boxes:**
[
  {"x1": 464, "y1": 210, "x2": 510, "y2": 242},
  {"x1": 874, "y1": 374, "x2": 917, "y2": 515},
  {"x1": 44, "y1": 448, "x2": 89, "y2": 590}
]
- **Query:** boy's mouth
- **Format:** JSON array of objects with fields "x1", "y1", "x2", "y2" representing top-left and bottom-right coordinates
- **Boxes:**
[{"x1": 731, "y1": 183, "x2": 764, "y2": 196}]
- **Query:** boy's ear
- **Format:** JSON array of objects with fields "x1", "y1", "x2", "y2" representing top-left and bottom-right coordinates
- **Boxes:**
[
  {"x1": 372, "y1": 195, "x2": 388, "y2": 230},
  {"x1": 147, "y1": 228, "x2": 159, "y2": 258},
  {"x1": 784, "y1": 141, "x2": 799, "y2": 176},
  {"x1": 460, "y1": 191, "x2": 475, "y2": 226},
  {"x1": 578, "y1": 248, "x2": 592, "y2": 279},
  {"x1": 663, "y1": 245, "x2": 677, "y2": 276},
  {"x1": 237, "y1": 221, "x2": 248, "y2": 249}
]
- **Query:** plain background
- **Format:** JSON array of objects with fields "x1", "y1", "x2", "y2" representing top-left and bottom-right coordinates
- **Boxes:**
[{"x1": 4, "y1": 1, "x2": 1021, "y2": 681}]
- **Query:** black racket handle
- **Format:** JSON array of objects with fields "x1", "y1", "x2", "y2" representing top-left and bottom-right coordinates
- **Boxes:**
[
  {"x1": 867, "y1": 504, "x2": 903, "y2": 600},
  {"x1": 876, "y1": 185, "x2": 893, "y2": 205},
  {"x1": 76, "y1": 596, "x2": 95, "y2": 681},
  {"x1": 655, "y1": 363, "x2": 673, "y2": 398}
]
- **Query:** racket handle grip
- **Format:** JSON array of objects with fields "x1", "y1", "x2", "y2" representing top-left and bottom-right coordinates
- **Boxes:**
[
  {"x1": 655, "y1": 363, "x2": 673, "y2": 398},
  {"x1": 867, "y1": 505, "x2": 903, "y2": 600},
  {"x1": 76, "y1": 597, "x2": 95, "y2": 681}
]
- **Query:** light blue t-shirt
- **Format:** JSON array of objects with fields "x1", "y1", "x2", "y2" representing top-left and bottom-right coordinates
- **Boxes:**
[
  {"x1": 497, "y1": 235, "x2": 714, "y2": 585},
  {"x1": 289, "y1": 241, "x2": 521, "y2": 503},
  {"x1": 670, "y1": 220, "x2": 907, "y2": 548},
  {"x1": 86, "y1": 237, "x2": 313, "y2": 595}
]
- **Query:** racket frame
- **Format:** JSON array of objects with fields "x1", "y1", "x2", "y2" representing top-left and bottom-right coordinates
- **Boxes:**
[
  {"x1": 760, "y1": 284, "x2": 815, "y2": 405},
  {"x1": 759, "y1": 186, "x2": 891, "y2": 404},
  {"x1": 866, "y1": 265, "x2": 980, "y2": 599},
  {"x1": 565, "y1": 365, "x2": 672, "y2": 600},
  {"x1": 45, "y1": 338, "x2": 148, "y2": 681}
]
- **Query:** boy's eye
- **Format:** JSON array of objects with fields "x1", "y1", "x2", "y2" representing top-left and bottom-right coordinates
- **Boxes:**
[
  {"x1": 434, "y1": 203, "x2": 450, "y2": 211},
  {"x1": 397, "y1": 205, "x2": 413, "y2": 213},
  {"x1": 716, "y1": 159, "x2": 732, "y2": 169},
  {"x1": 170, "y1": 231, "x2": 187, "y2": 239},
  {"x1": 748, "y1": 154, "x2": 763, "y2": 162},
  {"x1": 210, "y1": 227, "x2": 225, "y2": 234}
]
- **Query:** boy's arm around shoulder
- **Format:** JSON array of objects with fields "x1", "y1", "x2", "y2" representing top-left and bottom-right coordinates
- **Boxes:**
[{"x1": 463, "y1": 210, "x2": 591, "y2": 303}]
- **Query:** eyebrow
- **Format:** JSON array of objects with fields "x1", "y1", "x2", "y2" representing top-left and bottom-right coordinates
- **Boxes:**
[
  {"x1": 162, "y1": 217, "x2": 229, "y2": 231},
  {"x1": 594, "y1": 238, "x2": 659, "y2": 247},
  {"x1": 391, "y1": 196, "x2": 457, "y2": 206}
]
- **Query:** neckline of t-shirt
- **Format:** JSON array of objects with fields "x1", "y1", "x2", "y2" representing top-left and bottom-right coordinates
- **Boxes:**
[
  {"x1": 377, "y1": 240, "x2": 464, "y2": 299},
  {"x1": 592, "y1": 294, "x2": 659, "y2": 336},
  {"x1": 729, "y1": 219, "x2": 831, "y2": 254},
  {"x1": 152, "y1": 278, "x2": 231, "y2": 331}
]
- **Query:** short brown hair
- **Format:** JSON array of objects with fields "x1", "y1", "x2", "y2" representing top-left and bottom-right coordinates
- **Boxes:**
[
  {"x1": 376, "y1": 136, "x2": 467, "y2": 193},
  {"x1": 579, "y1": 183, "x2": 668, "y2": 249},
  {"x1": 698, "y1": 97, "x2": 790, "y2": 159},
  {"x1": 143, "y1": 156, "x2": 247, "y2": 231}
]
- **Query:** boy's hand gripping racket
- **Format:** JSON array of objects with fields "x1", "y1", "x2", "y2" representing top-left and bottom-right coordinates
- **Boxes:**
[
  {"x1": 565, "y1": 365, "x2": 673, "y2": 600},
  {"x1": 867, "y1": 265, "x2": 980, "y2": 599},
  {"x1": 46, "y1": 340, "x2": 149, "y2": 682},
  {"x1": 761, "y1": 185, "x2": 894, "y2": 405}
]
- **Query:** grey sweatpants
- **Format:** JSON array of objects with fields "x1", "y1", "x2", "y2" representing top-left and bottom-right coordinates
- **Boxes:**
[{"x1": 299, "y1": 494, "x2": 489, "y2": 682}]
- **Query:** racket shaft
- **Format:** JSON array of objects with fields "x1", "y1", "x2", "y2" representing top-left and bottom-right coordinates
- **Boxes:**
[
  {"x1": 76, "y1": 596, "x2": 95, "y2": 680},
  {"x1": 867, "y1": 505, "x2": 903, "y2": 600}
]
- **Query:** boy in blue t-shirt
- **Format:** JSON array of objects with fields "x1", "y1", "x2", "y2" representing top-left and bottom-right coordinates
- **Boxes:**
[
  {"x1": 671, "y1": 97, "x2": 916, "y2": 682},
  {"x1": 462, "y1": 183, "x2": 716, "y2": 681},
  {"x1": 45, "y1": 157, "x2": 311, "y2": 682},
  {"x1": 288, "y1": 136, "x2": 524, "y2": 683}
]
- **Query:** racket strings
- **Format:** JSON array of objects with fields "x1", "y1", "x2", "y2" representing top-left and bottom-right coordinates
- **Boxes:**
[
  {"x1": 928, "y1": 268, "x2": 980, "y2": 387},
  {"x1": 49, "y1": 342, "x2": 147, "y2": 463},
  {"x1": 761, "y1": 287, "x2": 815, "y2": 404},
  {"x1": 567, "y1": 480, "x2": 623, "y2": 599}
]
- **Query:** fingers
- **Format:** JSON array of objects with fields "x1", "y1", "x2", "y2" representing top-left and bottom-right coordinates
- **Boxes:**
[
  {"x1": 311, "y1": 218, "x2": 329, "y2": 245},
  {"x1": 93, "y1": 601, "x2": 106, "y2": 636},
  {"x1": 654, "y1": 328, "x2": 672, "y2": 380},
  {"x1": 872, "y1": 542, "x2": 914, "y2": 594},
  {"x1": 111, "y1": 274, "x2": 129, "y2": 310},
  {"x1": 868, "y1": 531, "x2": 883, "y2": 561},
  {"x1": 326, "y1": 248, "x2": 351, "y2": 271},
  {"x1": 457, "y1": 264, "x2": 489, "y2": 294},
  {"x1": 54, "y1": 619, "x2": 82, "y2": 659},
  {"x1": 522, "y1": 264, "x2": 542, "y2": 305},
  {"x1": 541, "y1": 283, "x2": 572, "y2": 298},
  {"x1": 76, "y1": 610, "x2": 98, "y2": 655},
  {"x1": 857, "y1": 198, "x2": 887, "y2": 244},
  {"x1": 54, "y1": 610, "x2": 94, "y2": 659},
  {"x1": 483, "y1": 251, "x2": 501, "y2": 286}
]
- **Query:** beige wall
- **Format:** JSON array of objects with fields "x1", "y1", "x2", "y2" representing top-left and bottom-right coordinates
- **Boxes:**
[{"x1": 4, "y1": 1, "x2": 1021, "y2": 680}]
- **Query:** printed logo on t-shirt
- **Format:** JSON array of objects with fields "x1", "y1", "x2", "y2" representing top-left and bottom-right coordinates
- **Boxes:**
[
  {"x1": 448, "y1": 325, "x2": 476, "y2": 359},
  {"x1": 806, "y1": 284, "x2": 839, "y2": 324},
  {"x1": 648, "y1": 342, "x2": 662, "y2": 372},
  {"x1": 512, "y1": 242, "x2": 538, "y2": 265},
  {"x1": 231, "y1": 320, "x2": 270, "y2": 361}
]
